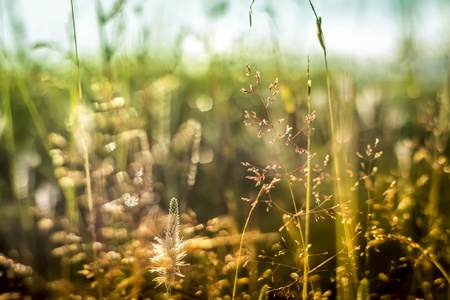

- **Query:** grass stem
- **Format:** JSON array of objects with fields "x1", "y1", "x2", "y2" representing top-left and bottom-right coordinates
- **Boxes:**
[
  {"x1": 232, "y1": 188, "x2": 265, "y2": 299},
  {"x1": 302, "y1": 58, "x2": 312, "y2": 299},
  {"x1": 308, "y1": 0, "x2": 358, "y2": 295},
  {"x1": 70, "y1": 1, "x2": 100, "y2": 298}
]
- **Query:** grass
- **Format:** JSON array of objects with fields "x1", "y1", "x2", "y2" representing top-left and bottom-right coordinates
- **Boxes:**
[
  {"x1": 70, "y1": 1, "x2": 100, "y2": 297},
  {"x1": 308, "y1": 1, "x2": 358, "y2": 296},
  {"x1": 0, "y1": 1, "x2": 450, "y2": 299}
]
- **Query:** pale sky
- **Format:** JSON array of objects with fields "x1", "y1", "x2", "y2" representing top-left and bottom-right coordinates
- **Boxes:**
[{"x1": 2, "y1": 0, "x2": 449, "y2": 64}]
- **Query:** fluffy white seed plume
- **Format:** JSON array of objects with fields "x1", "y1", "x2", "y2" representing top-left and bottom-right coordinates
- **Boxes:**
[{"x1": 151, "y1": 198, "x2": 187, "y2": 291}]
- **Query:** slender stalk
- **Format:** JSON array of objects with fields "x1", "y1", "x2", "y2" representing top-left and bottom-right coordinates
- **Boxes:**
[
  {"x1": 364, "y1": 161, "x2": 372, "y2": 277},
  {"x1": 363, "y1": 144, "x2": 379, "y2": 278},
  {"x1": 302, "y1": 58, "x2": 312, "y2": 299},
  {"x1": 69, "y1": 1, "x2": 100, "y2": 298},
  {"x1": 324, "y1": 34, "x2": 358, "y2": 299},
  {"x1": 308, "y1": 1, "x2": 358, "y2": 295},
  {"x1": 232, "y1": 188, "x2": 264, "y2": 300},
  {"x1": 70, "y1": 0, "x2": 94, "y2": 242}
]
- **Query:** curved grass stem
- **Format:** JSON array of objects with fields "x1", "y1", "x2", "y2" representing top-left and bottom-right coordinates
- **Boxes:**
[{"x1": 232, "y1": 192, "x2": 262, "y2": 300}]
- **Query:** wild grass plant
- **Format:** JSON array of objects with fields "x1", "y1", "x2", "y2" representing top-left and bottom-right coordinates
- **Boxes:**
[
  {"x1": 232, "y1": 64, "x2": 344, "y2": 299},
  {"x1": 151, "y1": 197, "x2": 188, "y2": 297}
]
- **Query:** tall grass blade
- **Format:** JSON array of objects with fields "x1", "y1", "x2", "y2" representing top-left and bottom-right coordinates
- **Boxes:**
[
  {"x1": 308, "y1": 0, "x2": 358, "y2": 297},
  {"x1": 70, "y1": 0, "x2": 100, "y2": 297}
]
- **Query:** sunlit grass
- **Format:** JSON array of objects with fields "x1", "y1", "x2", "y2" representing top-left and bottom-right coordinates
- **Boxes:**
[{"x1": 0, "y1": 1, "x2": 449, "y2": 299}]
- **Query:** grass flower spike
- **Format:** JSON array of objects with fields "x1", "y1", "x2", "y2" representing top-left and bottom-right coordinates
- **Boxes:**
[{"x1": 151, "y1": 198, "x2": 187, "y2": 293}]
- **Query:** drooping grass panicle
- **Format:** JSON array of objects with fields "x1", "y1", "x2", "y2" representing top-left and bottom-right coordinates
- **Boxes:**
[{"x1": 151, "y1": 198, "x2": 188, "y2": 291}]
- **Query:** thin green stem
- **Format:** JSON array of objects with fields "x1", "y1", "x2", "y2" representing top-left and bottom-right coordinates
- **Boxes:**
[
  {"x1": 70, "y1": 0, "x2": 94, "y2": 241},
  {"x1": 232, "y1": 192, "x2": 262, "y2": 300},
  {"x1": 308, "y1": 0, "x2": 358, "y2": 295},
  {"x1": 70, "y1": 1, "x2": 100, "y2": 298},
  {"x1": 302, "y1": 58, "x2": 312, "y2": 299},
  {"x1": 364, "y1": 160, "x2": 372, "y2": 277}
]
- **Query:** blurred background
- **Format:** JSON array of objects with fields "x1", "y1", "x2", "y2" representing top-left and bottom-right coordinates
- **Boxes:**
[
  {"x1": 1, "y1": 0, "x2": 450, "y2": 298},
  {"x1": 3, "y1": 0, "x2": 450, "y2": 60}
]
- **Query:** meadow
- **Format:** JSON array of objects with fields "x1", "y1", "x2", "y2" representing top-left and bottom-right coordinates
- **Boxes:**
[{"x1": 0, "y1": 1, "x2": 449, "y2": 299}]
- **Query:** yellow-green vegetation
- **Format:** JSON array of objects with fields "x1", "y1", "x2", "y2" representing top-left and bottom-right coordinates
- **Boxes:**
[{"x1": 0, "y1": 1, "x2": 449, "y2": 299}]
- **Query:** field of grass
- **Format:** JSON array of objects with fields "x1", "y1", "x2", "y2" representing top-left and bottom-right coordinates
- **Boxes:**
[{"x1": 1, "y1": 1, "x2": 450, "y2": 299}]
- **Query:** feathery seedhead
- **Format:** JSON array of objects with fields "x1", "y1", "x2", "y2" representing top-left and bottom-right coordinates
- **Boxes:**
[{"x1": 151, "y1": 198, "x2": 187, "y2": 289}]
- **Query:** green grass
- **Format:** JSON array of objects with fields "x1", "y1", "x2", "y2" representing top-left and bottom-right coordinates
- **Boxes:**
[{"x1": 0, "y1": 1, "x2": 449, "y2": 299}]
